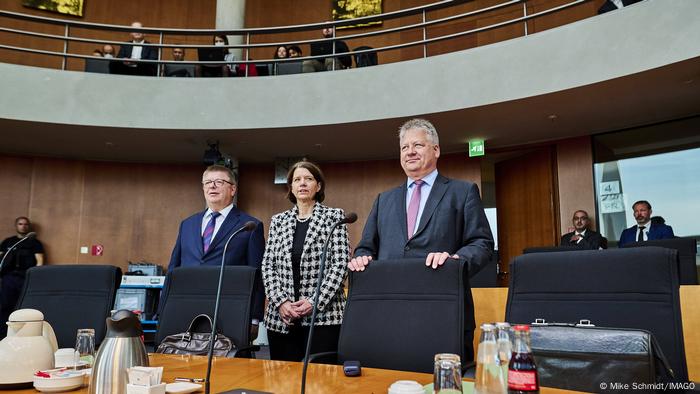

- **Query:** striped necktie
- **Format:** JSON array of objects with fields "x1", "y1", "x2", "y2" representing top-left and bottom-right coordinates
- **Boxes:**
[{"x1": 202, "y1": 212, "x2": 221, "y2": 253}]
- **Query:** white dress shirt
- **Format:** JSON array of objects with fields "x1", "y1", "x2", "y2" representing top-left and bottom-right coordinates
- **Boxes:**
[
  {"x1": 201, "y1": 203, "x2": 234, "y2": 241},
  {"x1": 635, "y1": 221, "x2": 651, "y2": 242},
  {"x1": 130, "y1": 40, "x2": 144, "y2": 60}
]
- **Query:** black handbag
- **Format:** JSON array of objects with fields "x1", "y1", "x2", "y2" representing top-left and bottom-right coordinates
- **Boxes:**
[
  {"x1": 156, "y1": 314, "x2": 235, "y2": 357},
  {"x1": 527, "y1": 320, "x2": 675, "y2": 394}
]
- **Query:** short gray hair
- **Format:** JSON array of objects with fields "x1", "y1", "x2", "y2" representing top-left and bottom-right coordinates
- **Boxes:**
[
  {"x1": 398, "y1": 118, "x2": 439, "y2": 145},
  {"x1": 203, "y1": 164, "x2": 236, "y2": 185}
]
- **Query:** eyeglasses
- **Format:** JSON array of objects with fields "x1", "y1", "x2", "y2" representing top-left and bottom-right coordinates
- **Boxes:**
[{"x1": 202, "y1": 179, "x2": 233, "y2": 188}]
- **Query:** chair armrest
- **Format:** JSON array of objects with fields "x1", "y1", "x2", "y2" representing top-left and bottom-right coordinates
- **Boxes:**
[{"x1": 232, "y1": 344, "x2": 260, "y2": 358}]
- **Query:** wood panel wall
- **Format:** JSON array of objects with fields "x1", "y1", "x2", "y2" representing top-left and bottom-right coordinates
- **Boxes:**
[
  {"x1": 0, "y1": 0, "x2": 603, "y2": 70},
  {"x1": 0, "y1": 0, "x2": 216, "y2": 71},
  {"x1": 238, "y1": 153, "x2": 482, "y2": 253},
  {"x1": 0, "y1": 152, "x2": 480, "y2": 272},
  {"x1": 495, "y1": 147, "x2": 558, "y2": 275},
  {"x1": 245, "y1": 0, "x2": 602, "y2": 64},
  {"x1": 556, "y1": 136, "x2": 595, "y2": 234}
]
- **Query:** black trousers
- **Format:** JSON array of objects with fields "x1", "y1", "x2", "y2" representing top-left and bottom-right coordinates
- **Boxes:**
[
  {"x1": 0, "y1": 274, "x2": 24, "y2": 337},
  {"x1": 267, "y1": 324, "x2": 340, "y2": 363}
]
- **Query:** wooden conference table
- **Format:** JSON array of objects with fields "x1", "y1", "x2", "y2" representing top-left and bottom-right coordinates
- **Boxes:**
[{"x1": 9, "y1": 354, "x2": 580, "y2": 394}]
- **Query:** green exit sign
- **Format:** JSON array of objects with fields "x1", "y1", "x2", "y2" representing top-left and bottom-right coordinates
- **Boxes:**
[{"x1": 468, "y1": 140, "x2": 485, "y2": 157}]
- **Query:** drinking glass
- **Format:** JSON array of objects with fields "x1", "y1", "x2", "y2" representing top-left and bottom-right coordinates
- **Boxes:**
[
  {"x1": 75, "y1": 328, "x2": 96, "y2": 367},
  {"x1": 433, "y1": 353, "x2": 463, "y2": 393}
]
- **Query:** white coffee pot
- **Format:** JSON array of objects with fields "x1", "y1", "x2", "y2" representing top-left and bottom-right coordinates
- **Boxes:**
[{"x1": 0, "y1": 309, "x2": 58, "y2": 386}]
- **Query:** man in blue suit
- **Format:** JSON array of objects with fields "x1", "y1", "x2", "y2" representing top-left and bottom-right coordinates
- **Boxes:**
[
  {"x1": 166, "y1": 164, "x2": 265, "y2": 333},
  {"x1": 618, "y1": 200, "x2": 674, "y2": 247},
  {"x1": 349, "y1": 118, "x2": 494, "y2": 362}
]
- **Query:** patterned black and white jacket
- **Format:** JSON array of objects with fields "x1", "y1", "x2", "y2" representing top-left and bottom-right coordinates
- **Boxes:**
[{"x1": 261, "y1": 203, "x2": 350, "y2": 334}]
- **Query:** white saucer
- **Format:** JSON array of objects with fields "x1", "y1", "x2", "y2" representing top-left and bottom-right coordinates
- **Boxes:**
[
  {"x1": 165, "y1": 381, "x2": 203, "y2": 393},
  {"x1": 33, "y1": 370, "x2": 84, "y2": 393}
]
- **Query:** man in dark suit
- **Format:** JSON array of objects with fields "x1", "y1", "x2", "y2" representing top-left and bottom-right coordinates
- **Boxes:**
[
  {"x1": 166, "y1": 164, "x2": 265, "y2": 334},
  {"x1": 560, "y1": 210, "x2": 606, "y2": 249},
  {"x1": 349, "y1": 118, "x2": 494, "y2": 362},
  {"x1": 113, "y1": 21, "x2": 158, "y2": 76},
  {"x1": 618, "y1": 200, "x2": 674, "y2": 247}
]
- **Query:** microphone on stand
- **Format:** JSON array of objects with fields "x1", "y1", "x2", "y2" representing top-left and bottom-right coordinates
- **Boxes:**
[
  {"x1": 204, "y1": 221, "x2": 257, "y2": 394},
  {"x1": 0, "y1": 232, "x2": 37, "y2": 273},
  {"x1": 300, "y1": 213, "x2": 357, "y2": 394}
]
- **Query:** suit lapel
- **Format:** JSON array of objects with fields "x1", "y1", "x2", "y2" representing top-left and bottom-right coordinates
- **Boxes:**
[
  {"x1": 301, "y1": 203, "x2": 323, "y2": 266},
  {"x1": 193, "y1": 210, "x2": 207, "y2": 256},
  {"x1": 282, "y1": 207, "x2": 297, "y2": 266},
  {"x1": 205, "y1": 207, "x2": 242, "y2": 256},
  {"x1": 394, "y1": 184, "x2": 409, "y2": 243},
  {"x1": 412, "y1": 174, "x2": 449, "y2": 239}
]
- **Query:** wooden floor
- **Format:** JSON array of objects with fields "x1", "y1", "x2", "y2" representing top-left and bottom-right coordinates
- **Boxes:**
[{"x1": 472, "y1": 285, "x2": 700, "y2": 382}]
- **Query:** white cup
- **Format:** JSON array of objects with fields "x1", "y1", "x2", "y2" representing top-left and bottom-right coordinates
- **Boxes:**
[{"x1": 388, "y1": 380, "x2": 424, "y2": 394}]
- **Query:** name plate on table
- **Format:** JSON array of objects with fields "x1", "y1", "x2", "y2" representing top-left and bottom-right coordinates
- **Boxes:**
[{"x1": 121, "y1": 276, "x2": 165, "y2": 288}]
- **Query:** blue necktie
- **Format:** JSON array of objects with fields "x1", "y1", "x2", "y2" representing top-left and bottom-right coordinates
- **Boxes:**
[{"x1": 202, "y1": 212, "x2": 221, "y2": 253}]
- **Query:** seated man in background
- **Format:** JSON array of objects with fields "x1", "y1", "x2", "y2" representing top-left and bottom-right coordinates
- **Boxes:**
[
  {"x1": 113, "y1": 21, "x2": 158, "y2": 76},
  {"x1": 163, "y1": 47, "x2": 194, "y2": 77},
  {"x1": 302, "y1": 26, "x2": 352, "y2": 72},
  {"x1": 618, "y1": 200, "x2": 674, "y2": 246},
  {"x1": 0, "y1": 217, "x2": 44, "y2": 337},
  {"x1": 560, "y1": 210, "x2": 606, "y2": 249}
]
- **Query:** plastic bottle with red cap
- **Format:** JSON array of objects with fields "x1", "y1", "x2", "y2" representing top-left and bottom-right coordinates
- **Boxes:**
[{"x1": 507, "y1": 325, "x2": 539, "y2": 394}]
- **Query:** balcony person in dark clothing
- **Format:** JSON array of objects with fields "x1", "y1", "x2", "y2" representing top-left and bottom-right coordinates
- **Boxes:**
[{"x1": 303, "y1": 26, "x2": 352, "y2": 72}]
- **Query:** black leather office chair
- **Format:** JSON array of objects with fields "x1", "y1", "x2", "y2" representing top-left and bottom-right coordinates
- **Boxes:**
[
  {"x1": 623, "y1": 237, "x2": 698, "y2": 285},
  {"x1": 353, "y1": 46, "x2": 378, "y2": 67},
  {"x1": 16, "y1": 265, "x2": 122, "y2": 348},
  {"x1": 331, "y1": 258, "x2": 468, "y2": 373},
  {"x1": 505, "y1": 247, "x2": 688, "y2": 382},
  {"x1": 470, "y1": 250, "x2": 499, "y2": 287},
  {"x1": 156, "y1": 266, "x2": 257, "y2": 357},
  {"x1": 163, "y1": 64, "x2": 195, "y2": 77},
  {"x1": 522, "y1": 245, "x2": 580, "y2": 254}
]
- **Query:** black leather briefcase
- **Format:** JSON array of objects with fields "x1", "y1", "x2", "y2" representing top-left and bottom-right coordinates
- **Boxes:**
[
  {"x1": 156, "y1": 314, "x2": 235, "y2": 357},
  {"x1": 528, "y1": 322, "x2": 675, "y2": 394}
]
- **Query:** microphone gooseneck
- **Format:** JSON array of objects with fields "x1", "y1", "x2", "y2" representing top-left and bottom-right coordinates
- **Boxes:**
[
  {"x1": 204, "y1": 221, "x2": 257, "y2": 394},
  {"x1": 300, "y1": 213, "x2": 356, "y2": 394},
  {"x1": 0, "y1": 232, "x2": 37, "y2": 273}
]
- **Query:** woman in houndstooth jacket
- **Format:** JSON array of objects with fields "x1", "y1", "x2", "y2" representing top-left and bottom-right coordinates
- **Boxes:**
[{"x1": 262, "y1": 161, "x2": 350, "y2": 361}]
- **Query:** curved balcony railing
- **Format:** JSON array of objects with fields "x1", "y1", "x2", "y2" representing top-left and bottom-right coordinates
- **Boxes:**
[{"x1": 0, "y1": 0, "x2": 590, "y2": 76}]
